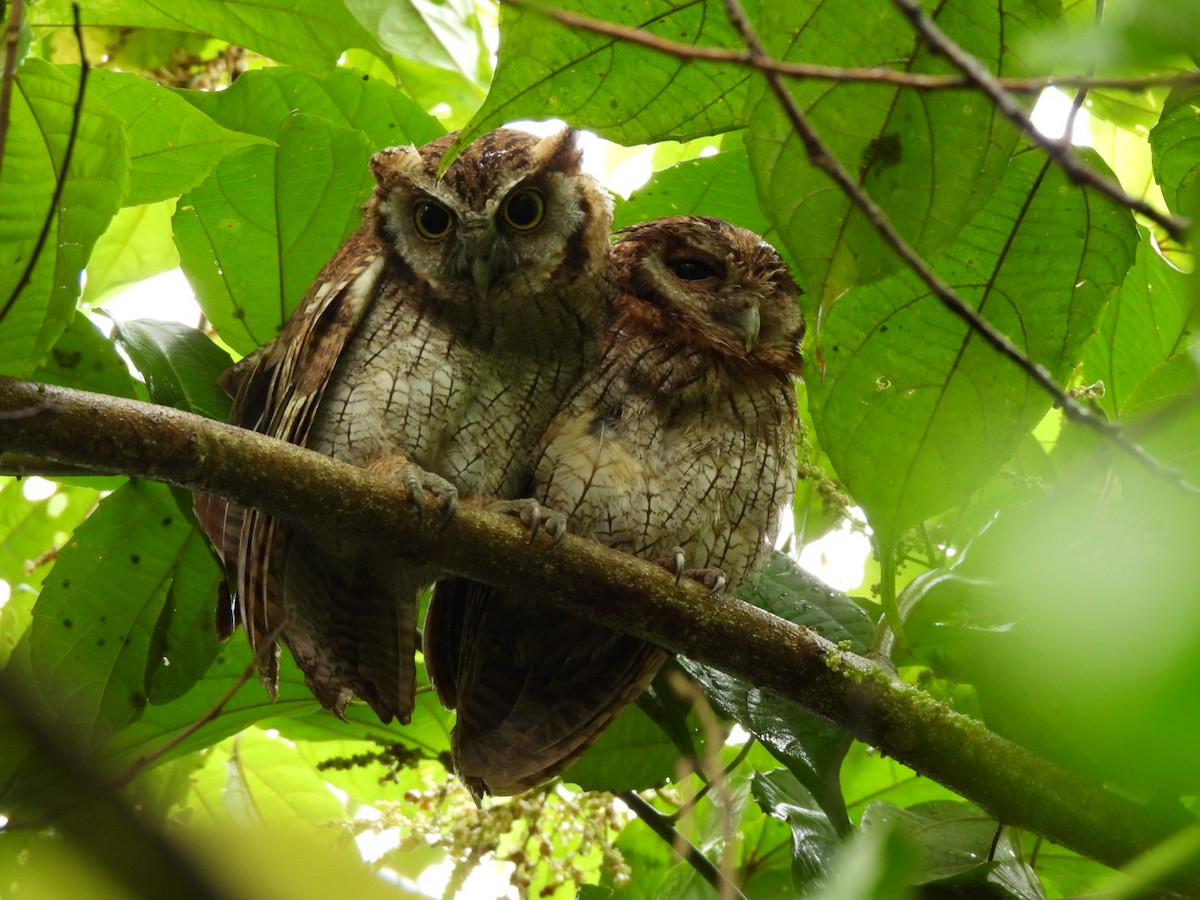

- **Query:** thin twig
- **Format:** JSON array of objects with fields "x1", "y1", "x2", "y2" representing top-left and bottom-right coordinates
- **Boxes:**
[
  {"x1": 110, "y1": 664, "x2": 255, "y2": 787},
  {"x1": 718, "y1": 0, "x2": 1200, "y2": 496},
  {"x1": 669, "y1": 735, "x2": 757, "y2": 824},
  {"x1": 0, "y1": 0, "x2": 24, "y2": 186},
  {"x1": 506, "y1": 0, "x2": 1200, "y2": 94},
  {"x1": 889, "y1": 0, "x2": 1188, "y2": 240},
  {"x1": 620, "y1": 791, "x2": 750, "y2": 900},
  {"x1": 0, "y1": 3, "x2": 87, "y2": 327}
]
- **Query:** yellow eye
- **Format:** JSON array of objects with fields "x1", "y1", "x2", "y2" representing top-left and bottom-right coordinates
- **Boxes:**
[
  {"x1": 502, "y1": 189, "x2": 545, "y2": 231},
  {"x1": 414, "y1": 201, "x2": 453, "y2": 240}
]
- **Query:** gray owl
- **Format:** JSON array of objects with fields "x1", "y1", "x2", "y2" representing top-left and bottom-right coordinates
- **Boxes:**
[
  {"x1": 424, "y1": 215, "x2": 804, "y2": 796},
  {"x1": 194, "y1": 128, "x2": 614, "y2": 724}
]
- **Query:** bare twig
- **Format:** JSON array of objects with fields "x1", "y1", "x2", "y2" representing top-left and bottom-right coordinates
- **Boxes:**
[
  {"x1": 0, "y1": 0, "x2": 24, "y2": 186},
  {"x1": 109, "y1": 665, "x2": 255, "y2": 787},
  {"x1": 669, "y1": 734, "x2": 756, "y2": 824},
  {"x1": 505, "y1": 0, "x2": 1200, "y2": 94},
  {"x1": 620, "y1": 790, "x2": 750, "y2": 900},
  {"x1": 0, "y1": 3, "x2": 87, "y2": 327},
  {"x1": 888, "y1": 0, "x2": 1188, "y2": 240},
  {"x1": 717, "y1": 0, "x2": 1199, "y2": 496}
]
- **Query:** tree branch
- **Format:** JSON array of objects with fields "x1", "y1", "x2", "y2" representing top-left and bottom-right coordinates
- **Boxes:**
[
  {"x1": 505, "y1": 0, "x2": 1200, "y2": 95},
  {"x1": 0, "y1": 376, "x2": 1191, "y2": 877}
]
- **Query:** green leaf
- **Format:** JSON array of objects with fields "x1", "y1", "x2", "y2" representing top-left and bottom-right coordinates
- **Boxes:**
[
  {"x1": 83, "y1": 69, "x2": 270, "y2": 206},
  {"x1": 1150, "y1": 84, "x2": 1200, "y2": 220},
  {"x1": 345, "y1": 0, "x2": 492, "y2": 84},
  {"x1": 748, "y1": 0, "x2": 1053, "y2": 308},
  {"x1": 176, "y1": 66, "x2": 444, "y2": 149},
  {"x1": 1083, "y1": 230, "x2": 1193, "y2": 420},
  {"x1": 681, "y1": 554, "x2": 868, "y2": 828},
  {"x1": 12, "y1": 482, "x2": 215, "y2": 740},
  {"x1": 0, "y1": 480, "x2": 101, "y2": 667},
  {"x1": 0, "y1": 58, "x2": 128, "y2": 376},
  {"x1": 174, "y1": 114, "x2": 375, "y2": 354},
  {"x1": 563, "y1": 702, "x2": 685, "y2": 793},
  {"x1": 173, "y1": 67, "x2": 442, "y2": 354},
  {"x1": 861, "y1": 801, "x2": 1044, "y2": 897},
  {"x1": 807, "y1": 149, "x2": 1138, "y2": 548},
  {"x1": 31, "y1": 0, "x2": 384, "y2": 72},
  {"x1": 614, "y1": 148, "x2": 775, "y2": 242},
  {"x1": 464, "y1": 0, "x2": 752, "y2": 147},
  {"x1": 32, "y1": 313, "x2": 138, "y2": 399},
  {"x1": 752, "y1": 769, "x2": 841, "y2": 889},
  {"x1": 81, "y1": 201, "x2": 180, "y2": 306},
  {"x1": 808, "y1": 817, "x2": 920, "y2": 900},
  {"x1": 110, "y1": 318, "x2": 234, "y2": 420}
]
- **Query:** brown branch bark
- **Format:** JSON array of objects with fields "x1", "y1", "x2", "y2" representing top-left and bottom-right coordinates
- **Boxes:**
[{"x1": 0, "y1": 375, "x2": 1192, "y2": 878}]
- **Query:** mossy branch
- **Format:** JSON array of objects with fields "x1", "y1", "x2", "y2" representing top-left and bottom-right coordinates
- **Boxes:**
[{"x1": 0, "y1": 376, "x2": 1190, "y2": 876}]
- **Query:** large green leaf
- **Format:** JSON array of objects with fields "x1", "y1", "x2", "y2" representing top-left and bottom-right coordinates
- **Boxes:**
[
  {"x1": 176, "y1": 66, "x2": 443, "y2": 149},
  {"x1": 84, "y1": 69, "x2": 269, "y2": 206},
  {"x1": 345, "y1": 0, "x2": 492, "y2": 84},
  {"x1": 174, "y1": 115, "x2": 375, "y2": 354},
  {"x1": 562, "y1": 702, "x2": 686, "y2": 793},
  {"x1": 31, "y1": 0, "x2": 383, "y2": 72},
  {"x1": 174, "y1": 67, "x2": 443, "y2": 354},
  {"x1": 752, "y1": 769, "x2": 841, "y2": 889},
  {"x1": 110, "y1": 318, "x2": 234, "y2": 420},
  {"x1": 0, "y1": 480, "x2": 101, "y2": 667},
  {"x1": 81, "y1": 201, "x2": 180, "y2": 306},
  {"x1": 1082, "y1": 230, "x2": 1193, "y2": 420},
  {"x1": 0, "y1": 59, "x2": 127, "y2": 376},
  {"x1": 1150, "y1": 84, "x2": 1200, "y2": 220},
  {"x1": 861, "y1": 801, "x2": 1043, "y2": 897},
  {"x1": 807, "y1": 148, "x2": 1137, "y2": 548},
  {"x1": 463, "y1": 0, "x2": 752, "y2": 147},
  {"x1": 748, "y1": 0, "x2": 1054, "y2": 309},
  {"x1": 613, "y1": 148, "x2": 775, "y2": 243},
  {"x1": 32, "y1": 312, "x2": 138, "y2": 399}
]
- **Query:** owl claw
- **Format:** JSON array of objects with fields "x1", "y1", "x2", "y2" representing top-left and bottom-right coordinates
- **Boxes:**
[
  {"x1": 655, "y1": 547, "x2": 726, "y2": 594},
  {"x1": 397, "y1": 466, "x2": 457, "y2": 528},
  {"x1": 488, "y1": 499, "x2": 568, "y2": 546}
]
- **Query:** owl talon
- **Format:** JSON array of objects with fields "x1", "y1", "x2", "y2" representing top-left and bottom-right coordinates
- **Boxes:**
[
  {"x1": 392, "y1": 465, "x2": 457, "y2": 528},
  {"x1": 488, "y1": 499, "x2": 568, "y2": 546},
  {"x1": 654, "y1": 548, "x2": 725, "y2": 593}
]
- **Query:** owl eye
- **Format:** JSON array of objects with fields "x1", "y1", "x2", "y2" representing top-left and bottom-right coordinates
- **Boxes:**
[
  {"x1": 668, "y1": 258, "x2": 719, "y2": 281},
  {"x1": 502, "y1": 189, "x2": 545, "y2": 231},
  {"x1": 414, "y1": 201, "x2": 453, "y2": 240}
]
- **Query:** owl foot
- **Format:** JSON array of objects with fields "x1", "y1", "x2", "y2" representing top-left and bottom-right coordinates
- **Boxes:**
[
  {"x1": 403, "y1": 468, "x2": 458, "y2": 529},
  {"x1": 488, "y1": 499, "x2": 567, "y2": 547},
  {"x1": 367, "y1": 456, "x2": 458, "y2": 528},
  {"x1": 656, "y1": 546, "x2": 727, "y2": 594}
]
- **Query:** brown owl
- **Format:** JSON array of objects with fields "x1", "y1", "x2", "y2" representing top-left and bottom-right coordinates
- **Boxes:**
[
  {"x1": 194, "y1": 128, "x2": 614, "y2": 724},
  {"x1": 424, "y1": 215, "x2": 804, "y2": 796}
]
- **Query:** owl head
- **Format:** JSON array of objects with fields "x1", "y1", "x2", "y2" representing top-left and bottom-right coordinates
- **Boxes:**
[
  {"x1": 368, "y1": 128, "x2": 614, "y2": 323},
  {"x1": 613, "y1": 215, "x2": 804, "y2": 376}
]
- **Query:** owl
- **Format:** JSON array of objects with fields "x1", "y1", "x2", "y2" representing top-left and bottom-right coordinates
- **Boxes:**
[
  {"x1": 424, "y1": 215, "x2": 804, "y2": 796},
  {"x1": 194, "y1": 128, "x2": 614, "y2": 725}
]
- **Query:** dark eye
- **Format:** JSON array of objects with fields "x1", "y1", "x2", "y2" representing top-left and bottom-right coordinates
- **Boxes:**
[
  {"x1": 668, "y1": 258, "x2": 719, "y2": 280},
  {"x1": 502, "y1": 189, "x2": 545, "y2": 231},
  {"x1": 414, "y1": 201, "x2": 453, "y2": 240}
]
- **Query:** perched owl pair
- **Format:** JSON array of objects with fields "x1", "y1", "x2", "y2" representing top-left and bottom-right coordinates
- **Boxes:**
[{"x1": 195, "y1": 127, "x2": 803, "y2": 797}]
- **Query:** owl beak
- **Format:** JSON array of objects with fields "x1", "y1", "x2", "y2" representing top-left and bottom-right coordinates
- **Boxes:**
[
  {"x1": 728, "y1": 304, "x2": 761, "y2": 352},
  {"x1": 471, "y1": 256, "x2": 493, "y2": 301}
]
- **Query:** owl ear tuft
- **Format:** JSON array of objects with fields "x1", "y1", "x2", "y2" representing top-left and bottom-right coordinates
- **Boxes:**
[{"x1": 532, "y1": 127, "x2": 584, "y2": 174}]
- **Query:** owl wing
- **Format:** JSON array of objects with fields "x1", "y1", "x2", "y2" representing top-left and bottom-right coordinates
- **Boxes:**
[
  {"x1": 427, "y1": 575, "x2": 668, "y2": 798},
  {"x1": 193, "y1": 229, "x2": 388, "y2": 694}
]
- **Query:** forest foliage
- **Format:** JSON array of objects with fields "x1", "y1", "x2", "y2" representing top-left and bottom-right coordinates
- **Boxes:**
[{"x1": 1, "y1": 0, "x2": 1199, "y2": 897}]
